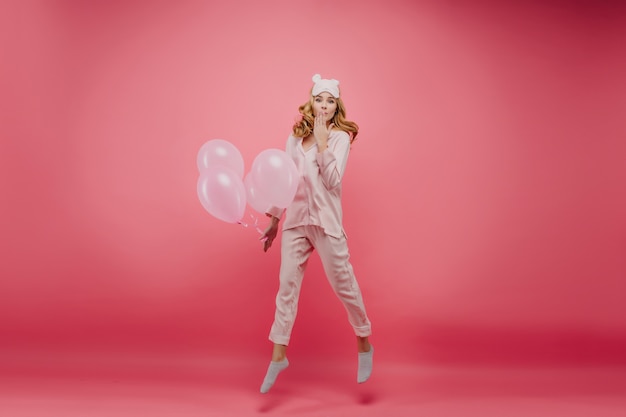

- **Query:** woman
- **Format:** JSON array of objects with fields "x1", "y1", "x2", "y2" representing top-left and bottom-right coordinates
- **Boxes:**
[{"x1": 259, "y1": 74, "x2": 373, "y2": 394}]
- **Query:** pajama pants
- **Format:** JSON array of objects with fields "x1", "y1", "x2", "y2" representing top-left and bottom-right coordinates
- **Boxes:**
[{"x1": 269, "y1": 225, "x2": 372, "y2": 345}]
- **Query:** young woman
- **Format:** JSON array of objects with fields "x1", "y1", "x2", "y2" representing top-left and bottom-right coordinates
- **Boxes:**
[{"x1": 259, "y1": 74, "x2": 373, "y2": 394}]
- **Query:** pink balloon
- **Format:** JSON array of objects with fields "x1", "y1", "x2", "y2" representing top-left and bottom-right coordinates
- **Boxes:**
[
  {"x1": 249, "y1": 149, "x2": 299, "y2": 209},
  {"x1": 244, "y1": 173, "x2": 273, "y2": 215},
  {"x1": 197, "y1": 139, "x2": 244, "y2": 179},
  {"x1": 197, "y1": 166, "x2": 246, "y2": 223}
]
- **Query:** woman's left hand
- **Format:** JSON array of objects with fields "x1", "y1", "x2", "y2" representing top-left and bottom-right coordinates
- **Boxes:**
[
  {"x1": 260, "y1": 215, "x2": 279, "y2": 252},
  {"x1": 313, "y1": 113, "x2": 334, "y2": 152}
]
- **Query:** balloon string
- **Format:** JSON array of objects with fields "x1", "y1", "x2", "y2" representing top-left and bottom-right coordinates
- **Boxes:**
[{"x1": 238, "y1": 214, "x2": 267, "y2": 240}]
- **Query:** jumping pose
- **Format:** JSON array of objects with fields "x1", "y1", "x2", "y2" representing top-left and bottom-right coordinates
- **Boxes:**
[{"x1": 260, "y1": 74, "x2": 373, "y2": 394}]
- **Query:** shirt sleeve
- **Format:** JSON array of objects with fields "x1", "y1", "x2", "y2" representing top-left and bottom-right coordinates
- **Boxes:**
[{"x1": 316, "y1": 131, "x2": 350, "y2": 190}]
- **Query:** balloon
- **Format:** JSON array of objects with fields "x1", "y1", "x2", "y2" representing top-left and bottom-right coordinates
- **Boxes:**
[
  {"x1": 249, "y1": 149, "x2": 299, "y2": 209},
  {"x1": 197, "y1": 166, "x2": 246, "y2": 223},
  {"x1": 197, "y1": 139, "x2": 244, "y2": 179},
  {"x1": 244, "y1": 173, "x2": 273, "y2": 215}
]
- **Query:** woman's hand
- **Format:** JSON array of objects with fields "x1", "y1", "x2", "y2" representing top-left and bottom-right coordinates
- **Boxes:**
[
  {"x1": 313, "y1": 112, "x2": 334, "y2": 152},
  {"x1": 260, "y1": 216, "x2": 280, "y2": 252}
]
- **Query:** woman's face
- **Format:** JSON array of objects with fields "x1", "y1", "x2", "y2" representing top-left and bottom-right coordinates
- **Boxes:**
[{"x1": 312, "y1": 92, "x2": 338, "y2": 123}]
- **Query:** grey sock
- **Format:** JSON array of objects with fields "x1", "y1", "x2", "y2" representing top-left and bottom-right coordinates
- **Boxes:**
[
  {"x1": 357, "y1": 345, "x2": 374, "y2": 383},
  {"x1": 260, "y1": 358, "x2": 289, "y2": 394}
]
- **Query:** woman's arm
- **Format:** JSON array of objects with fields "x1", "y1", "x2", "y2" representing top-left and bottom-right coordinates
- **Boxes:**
[
  {"x1": 260, "y1": 214, "x2": 280, "y2": 252},
  {"x1": 261, "y1": 135, "x2": 292, "y2": 251},
  {"x1": 316, "y1": 131, "x2": 350, "y2": 190}
]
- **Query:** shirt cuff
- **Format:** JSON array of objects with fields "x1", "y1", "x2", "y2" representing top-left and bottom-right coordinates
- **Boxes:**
[{"x1": 266, "y1": 206, "x2": 284, "y2": 220}]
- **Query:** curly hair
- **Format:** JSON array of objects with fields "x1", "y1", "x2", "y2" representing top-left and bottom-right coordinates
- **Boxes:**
[{"x1": 292, "y1": 89, "x2": 359, "y2": 143}]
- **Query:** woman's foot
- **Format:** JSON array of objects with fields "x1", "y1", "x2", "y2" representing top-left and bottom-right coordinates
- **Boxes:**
[
  {"x1": 357, "y1": 346, "x2": 374, "y2": 383},
  {"x1": 356, "y1": 336, "x2": 373, "y2": 383},
  {"x1": 260, "y1": 358, "x2": 289, "y2": 394},
  {"x1": 260, "y1": 343, "x2": 288, "y2": 394}
]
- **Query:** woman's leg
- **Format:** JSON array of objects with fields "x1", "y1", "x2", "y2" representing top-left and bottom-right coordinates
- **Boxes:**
[
  {"x1": 357, "y1": 336, "x2": 371, "y2": 353},
  {"x1": 262, "y1": 228, "x2": 313, "y2": 393},
  {"x1": 272, "y1": 343, "x2": 287, "y2": 362},
  {"x1": 268, "y1": 227, "x2": 314, "y2": 346},
  {"x1": 312, "y1": 227, "x2": 374, "y2": 383},
  {"x1": 312, "y1": 228, "x2": 372, "y2": 339}
]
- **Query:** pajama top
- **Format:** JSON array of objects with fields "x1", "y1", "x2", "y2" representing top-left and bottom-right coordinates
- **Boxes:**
[{"x1": 267, "y1": 130, "x2": 351, "y2": 239}]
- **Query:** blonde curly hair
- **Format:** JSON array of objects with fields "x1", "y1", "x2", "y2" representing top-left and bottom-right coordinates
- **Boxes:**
[{"x1": 292, "y1": 89, "x2": 359, "y2": 143}]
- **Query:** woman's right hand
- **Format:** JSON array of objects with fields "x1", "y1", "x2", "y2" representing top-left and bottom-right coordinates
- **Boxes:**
[
  {"x1": 260, "y1": 216, "x2": 279, "y2": 252},
  {"x1": 313, "y1": 112, "x2": 333, "y2": 152}
]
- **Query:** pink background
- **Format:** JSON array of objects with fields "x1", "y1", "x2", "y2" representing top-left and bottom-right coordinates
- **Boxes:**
[{"x1": 1, "y1": 0, "x2": 625, "y2": 390}]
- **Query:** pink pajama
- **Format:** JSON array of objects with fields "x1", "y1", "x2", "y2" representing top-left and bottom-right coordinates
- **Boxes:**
[
  {"x1": 267, "y1": 131, "x2": 372, "y2": 345},
  {"x1": 269, "y1": 225, "x2": 372, "y2": 345}
]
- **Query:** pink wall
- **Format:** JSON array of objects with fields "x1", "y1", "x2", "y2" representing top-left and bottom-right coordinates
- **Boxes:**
[{"x1": 1, "y1": 0, "x2": 625, "y2": 365}]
